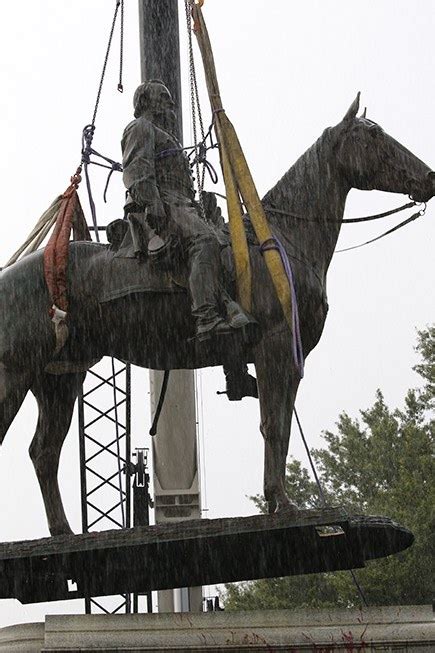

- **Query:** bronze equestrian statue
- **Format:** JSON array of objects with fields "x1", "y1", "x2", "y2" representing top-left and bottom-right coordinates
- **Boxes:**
[{"x1": 0, "y1": 93, "x2": 434, "y2": 535}]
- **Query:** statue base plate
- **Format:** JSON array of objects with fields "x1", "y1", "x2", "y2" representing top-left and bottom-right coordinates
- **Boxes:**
[
  {"x1": 1, "y1": 606, "x2": 433, "y2": 652},
  {"x1": 0, "y1": 508, "x2": 413, "y2": 604}
]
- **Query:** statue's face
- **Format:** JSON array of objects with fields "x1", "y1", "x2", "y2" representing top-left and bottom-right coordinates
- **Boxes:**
[
  {"x1": 133, "y1": 81, "x2": 178, "y2": 133},
  {"x1": 146, "y1": 82, "x2": 175, "y2": 113},
  {"x1": 144, "y1": 83, "x2": 177, "y2": 133}
]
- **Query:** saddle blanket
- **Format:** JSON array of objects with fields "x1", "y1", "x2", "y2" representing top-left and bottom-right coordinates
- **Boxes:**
[{"x1": 96, "y1": 248, "x2": 187, "y2": 303}]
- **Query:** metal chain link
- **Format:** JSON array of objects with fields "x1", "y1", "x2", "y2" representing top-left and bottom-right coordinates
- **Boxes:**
[
  {"x1": 184, "y1": 0, "x2": 207, "y2": 221},
  {"x1": 82, "y1": 0, "x2": 125, "y2": 242},
  {"x1": 118, "y1": 0, "x2": 124, "y2": 92},
  {"x1": 91, "y1": 0, "x2": 123, "y2": 128}
]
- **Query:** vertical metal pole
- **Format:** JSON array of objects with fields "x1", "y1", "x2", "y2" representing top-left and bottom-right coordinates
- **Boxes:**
[
  {"x1": 132, "y1": 449, "x2": 153, "y2": 613},
  {"x1": 78, "y1": 385, "x2": 89, "y2": 535},
  {"x1": 78, "y1": 385, "x2": 91, "y2": 616},
  {"x1": 138, "y1": 0, "x2": 202, "y2": 614},
  {"x1": 125, "y1": 365, "x2": 132, "y2": 529},
  {"x1": 138, "y1": 0, "x2": 183, "y2": 140}
]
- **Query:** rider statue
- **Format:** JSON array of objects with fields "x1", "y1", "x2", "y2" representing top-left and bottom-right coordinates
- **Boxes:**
[
  {"x1": 118, "y1": 80, "x2": 257, "y2": 399},
  {"x1": 121, "y1": 79, "x2": 240, "y2": 340}
]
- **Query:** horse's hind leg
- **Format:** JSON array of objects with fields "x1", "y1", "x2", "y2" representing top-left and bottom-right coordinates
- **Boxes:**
[
  {"x1": 254, "y1": 332, "x2": 301, "y2": 514},
  {"x1": 0, "y1": 363, "x2": 32, "y2": 445},
  {"x1": 29, "y1": 371, "x2": 85, "y2": 536}
]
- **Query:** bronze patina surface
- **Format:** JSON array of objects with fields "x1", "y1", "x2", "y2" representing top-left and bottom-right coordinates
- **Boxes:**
[{"x1": 0, "y1": 95, "x2": 434, "y2": 535}]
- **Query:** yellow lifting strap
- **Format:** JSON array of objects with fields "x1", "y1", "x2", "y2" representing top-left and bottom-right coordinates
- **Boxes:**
[{"x1": 191, "y1": 2, "x2": 293, "y2": 330}]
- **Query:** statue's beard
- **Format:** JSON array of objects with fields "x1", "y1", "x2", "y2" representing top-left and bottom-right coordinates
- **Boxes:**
[{"x1": 154, "y1": 108, "x2": 178, "y2": 137}]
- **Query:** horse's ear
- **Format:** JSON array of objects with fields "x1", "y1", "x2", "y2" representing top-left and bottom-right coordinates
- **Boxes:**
[
  {"x1": 360, "y1": 107, "x2": 367, "y2": 119},
  {"x1": 343, "y1": 92, "x2": 361, "y2": 122}
]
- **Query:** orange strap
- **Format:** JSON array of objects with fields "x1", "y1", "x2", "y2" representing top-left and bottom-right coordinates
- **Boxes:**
[
  {"x1": 43, "y1": 167, "x2": 90, "y2": 318},
  {"x1": 190, "y1": 0, "x2": 205, "y2": 33}
]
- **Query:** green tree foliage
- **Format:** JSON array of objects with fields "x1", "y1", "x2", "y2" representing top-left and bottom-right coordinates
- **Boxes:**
[{"x1": 224, "y1": 327, "x2": 434, "y2": 610}]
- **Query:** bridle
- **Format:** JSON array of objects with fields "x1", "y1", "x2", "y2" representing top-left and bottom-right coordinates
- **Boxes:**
[{"x1": 263, "y1": 198, "x2": 428, "y2": 253}]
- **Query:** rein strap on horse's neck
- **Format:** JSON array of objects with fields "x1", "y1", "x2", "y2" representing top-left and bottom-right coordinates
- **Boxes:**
[
  {"x1": 263, "y1": 199, "x2": 428, "y2": 253},
  {"x1": 335, "y1": 205, "x2": 426, "y2": 253},
  {"x1": 264, "y1": 200, "x2": 416, "y2": 224}
]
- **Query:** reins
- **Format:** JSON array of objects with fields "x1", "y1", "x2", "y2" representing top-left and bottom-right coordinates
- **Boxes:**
[
  {"x1": 263, "y1": 199, "x2": 428, "y2": 253},
  {"x1": 264, "y1": 200, "x2": 416, "y2": 224},
  {"x1": 336, "y1": 203, "x2": 426, "y2": 252}
]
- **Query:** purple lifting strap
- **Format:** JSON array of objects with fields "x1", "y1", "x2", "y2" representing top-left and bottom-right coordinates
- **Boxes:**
[{"x1": 260, "y1": 237, "x2": 305, "y2": 377}]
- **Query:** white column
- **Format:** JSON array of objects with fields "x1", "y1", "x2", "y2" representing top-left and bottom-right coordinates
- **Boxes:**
[{"x1": 149, "y1": 370, "x2": 202, "y2": 613}]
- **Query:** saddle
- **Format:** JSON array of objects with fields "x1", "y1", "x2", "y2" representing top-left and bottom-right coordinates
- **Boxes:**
[
  {"x1": 99, "y1": 192, "x2": 257, "y2": 304},
  {"x1": 96, "y1": 236, "x2": 236, "y2": 304}
]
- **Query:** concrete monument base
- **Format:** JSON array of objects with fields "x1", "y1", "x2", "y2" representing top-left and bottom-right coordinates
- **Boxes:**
[{"x1": 0, "y1": 605, "x2": 433, "y2": 651}]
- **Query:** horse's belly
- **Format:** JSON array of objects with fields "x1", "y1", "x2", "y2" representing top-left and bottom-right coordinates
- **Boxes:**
[{"x1": 97, "y1": 293, "x2": 199, "y2": 370}]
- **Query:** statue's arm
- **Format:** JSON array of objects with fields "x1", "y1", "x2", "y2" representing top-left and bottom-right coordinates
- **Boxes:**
[{"x1": 121, "y1": 117, "x2": 166, "y2": 219}]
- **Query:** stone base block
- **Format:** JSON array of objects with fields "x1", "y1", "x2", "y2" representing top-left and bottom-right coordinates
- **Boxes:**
[{"x1": 0, "y1": 605, "x2": 433, "y2": 651}]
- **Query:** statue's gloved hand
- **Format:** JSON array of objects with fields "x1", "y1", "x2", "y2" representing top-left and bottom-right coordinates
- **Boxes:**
[
  {"x1": 145, "y1": 199, "x2": 167, "y2": 227},
  {"x1": 145, "y1": 201, "x2": 181, "y2": 243},
  {"x1": 127, "y1": 185, "x2": 166, "y2": 222}
]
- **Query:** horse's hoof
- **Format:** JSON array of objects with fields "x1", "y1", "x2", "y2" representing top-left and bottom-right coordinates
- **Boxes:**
[
  {"x1": 50, "y1": 525, "x2": 74, "y2": 537},
  {"x1": 277, "y1": 499, "x2": 300, "y2": 516},
  {"x1": 267, "y1": 498, "x2": 278, "y2": 514},
  {"x1": 267, "y1": 493, "x2": 299, "y2": 516}
]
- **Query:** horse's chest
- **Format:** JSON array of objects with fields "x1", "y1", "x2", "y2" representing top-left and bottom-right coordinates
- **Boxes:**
[{"x1": 250, "y1": 249, "x2": 328, "y2": 352}]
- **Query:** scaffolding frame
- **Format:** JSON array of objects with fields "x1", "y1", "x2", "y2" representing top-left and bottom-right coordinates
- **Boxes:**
[{"x1": 78, "y1": 359, "x2": 133, "y2": 614}]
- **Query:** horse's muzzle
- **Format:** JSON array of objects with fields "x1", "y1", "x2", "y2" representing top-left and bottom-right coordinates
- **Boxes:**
[
  {"x1": 427, "y1": 171, "x2": 435, "y2": 199},
  {"x1": 409, "y1": 171, "x2": 435, "y2": 203}
]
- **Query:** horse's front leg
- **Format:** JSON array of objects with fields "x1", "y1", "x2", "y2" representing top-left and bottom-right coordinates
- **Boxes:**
[{"x1": 254, "y1": 331, "x2": 301, "y2": 514}]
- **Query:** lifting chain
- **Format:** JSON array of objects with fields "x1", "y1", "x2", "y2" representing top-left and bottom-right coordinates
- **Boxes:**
[
  {"x1": 90, "y1": 0, "x2": 125, "y2": 129},
  {"x1": 82, "y1": 0, "x2": 125, "y2": 241},
  {"x1": 184, "y1": 0, "x2": 208, "y2": 221}
]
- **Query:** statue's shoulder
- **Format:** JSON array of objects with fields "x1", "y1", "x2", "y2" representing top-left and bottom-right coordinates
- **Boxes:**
[{"x1": 122, "y1": 115, "x2": 156, "y2": 141}]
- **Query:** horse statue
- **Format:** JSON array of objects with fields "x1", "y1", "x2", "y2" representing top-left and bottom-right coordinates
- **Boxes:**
[{"x1": 1, "y1": 94, "x2": 434, "y2": 536}]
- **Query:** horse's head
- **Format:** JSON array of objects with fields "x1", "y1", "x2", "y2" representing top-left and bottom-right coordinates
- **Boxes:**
[{"x1": 334, "y1": 93, "x2": 435, "y2": 202}]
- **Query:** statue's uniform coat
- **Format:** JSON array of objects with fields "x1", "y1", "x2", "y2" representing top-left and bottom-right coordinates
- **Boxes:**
[
  {"x1": 120, "y1": 115, "x2": 224, "y2": 330},
  {"x1": 121, "y1": 116, "x2": 209, "y2": 246}
]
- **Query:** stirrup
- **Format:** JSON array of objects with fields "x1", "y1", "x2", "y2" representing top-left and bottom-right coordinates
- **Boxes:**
[{"x1": 196, "y1": 319, "x2": 234, "y2": 343}]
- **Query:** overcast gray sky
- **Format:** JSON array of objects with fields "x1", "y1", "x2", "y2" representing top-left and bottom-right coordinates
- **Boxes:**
[{"x1": 0, "y1": 0, "x2": 434, "y2": 628}]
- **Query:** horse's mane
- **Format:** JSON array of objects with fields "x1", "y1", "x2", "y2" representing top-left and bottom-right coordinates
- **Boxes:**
[
  {"x1": 262, "y1": 127, "x2": 336, "y2": 220},
  {"x1": 260, "y1": 124, "x2": 347, "y2": 273}
]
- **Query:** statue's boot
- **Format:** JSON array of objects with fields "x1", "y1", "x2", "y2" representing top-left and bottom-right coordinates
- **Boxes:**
[
  {"x1": 189, "y1": 235, "x2": 240, "y2": 342},
  {"x1": 224, "y1": 364, "x2": 258, "y2": 401},
  {"x1": 223, "y1": 298, "x2": 260, "y2": 345},
  {"x1": 191, "y1": 254, "x2": 260, "y2": 344}
]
